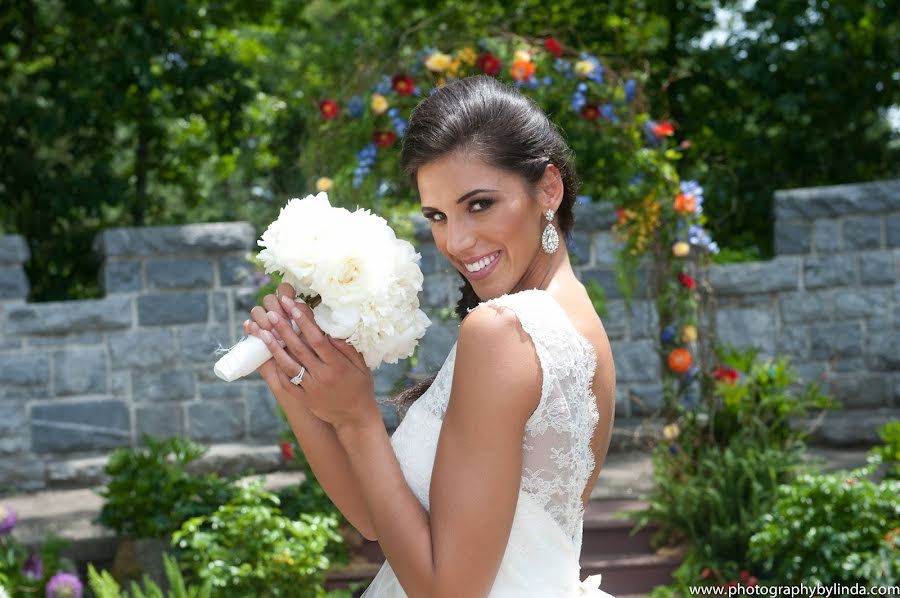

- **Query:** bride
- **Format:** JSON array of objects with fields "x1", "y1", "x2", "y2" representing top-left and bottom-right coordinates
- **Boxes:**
[{"x1": 245, "y1": 75, "x2": 617, "y2": 597}]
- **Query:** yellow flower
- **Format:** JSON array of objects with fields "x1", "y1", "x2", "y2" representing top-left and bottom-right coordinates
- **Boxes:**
[
  {"x1": 436, "y1": 76, "x2": 447, "y2": 88},
  {"x1": 672, "y1": 241, "x2": 690, "y2": 257},
  {"x1": 663, "y1": 423, "x2": 680, "y2": 441},
  {"x1": 447, "y1": 58, "x2": 462, "y2": 77},
  {"x1": 682, "y1": 325, "x2": 698, "y2": 343},
  {"x1": 425, "y1": 52, "x2": 453, "y2": 73},
  {"x1": 514, "y1": 49, "x2": 532, "y2": 63},
  {"x1": 370, "y1": 93, "x2": 389, "y2": 116},
  {"x1": 315, "y1": 177, "x2": 333, "y2": 193},
  {"x1": 456, "y1": 47, "x2": 477, "y2": 66},
  {"x1": 575, "y1": 60, "x2": 596, "y2": 78}
]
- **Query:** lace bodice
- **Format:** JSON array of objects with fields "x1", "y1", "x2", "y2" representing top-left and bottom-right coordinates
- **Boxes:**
[
  {"x1": 363, "y1": 288, "x2": 608, "y2": 597},
  {"x1": 397, "y1": 288, "x2": 599, "y2": 548}
]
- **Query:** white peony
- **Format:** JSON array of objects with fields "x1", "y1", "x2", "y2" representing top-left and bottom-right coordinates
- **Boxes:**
[
  {"x1": 214, "y1": 192, "x2": 431, "y2": 381},
  {"x1": 0, "y1": 585, "x2": 8, "y2": 598}
]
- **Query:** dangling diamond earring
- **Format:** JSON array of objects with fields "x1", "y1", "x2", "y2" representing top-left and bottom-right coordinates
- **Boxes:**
[{"x1": 541, "y1": 209, "x2": 559, "y2": 254}]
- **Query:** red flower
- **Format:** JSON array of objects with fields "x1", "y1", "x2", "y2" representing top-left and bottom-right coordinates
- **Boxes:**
[
  {"x1": 319, "y1": 99, "x2": 339, "y2": 120},
  {"x1": 476, "y1": 52, "x2": 501, "y2": 76},
  {"x1": 727, "y1": 581, "x2": 739, "y2": 589},
  {"x1": 544, "y1": 38, "x2": 564, "y2": 57},
  {"x1": 392, "y1": 74, "x2": 415, "y2": 96},
  {"x1": 615, "y1": 206, "x2": 628, "y2": 224},
  {"x1": 748, "y1": 577, "x2": 758, "y2": 587},
  {"x1": 700, "y1": 568, "x2": 713, "y2": 579},
  {"x1": 680, "y1": 139, "x2": 692, "y2": 150},
  {"x1": 677, "y1": 272, "x2": 696, "y2": 290},
  {"x1": 580, "y1": 104, "x2": 600, "y2": 120},
  {"x1": 713, "y1": 366, "x2": 739, "y2": 383},
  {"x1": 740, "y1": 571, "x2": 750, "y2": 582},
  {"x1": 653, "y1": 121, "x2": 675, "y2": 136},
  {"x1": 280, "y1": 441, "x2": 295, "y2": 462},
  {"x1": 373, "y1": 130, "x2": 397, "y2": 149}
]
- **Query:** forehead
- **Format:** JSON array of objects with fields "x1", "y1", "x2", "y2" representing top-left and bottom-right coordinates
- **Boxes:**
[{"x1": 417, "y1": 153, "x2": 521, "y2": 207}]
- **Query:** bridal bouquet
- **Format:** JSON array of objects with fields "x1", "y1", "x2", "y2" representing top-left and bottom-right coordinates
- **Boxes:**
[{"x1": 213, "y1": 192, "x2": 431, "y2": 382}]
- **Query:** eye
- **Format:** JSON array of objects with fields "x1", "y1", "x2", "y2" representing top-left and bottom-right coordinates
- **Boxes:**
[{"x1": 425, "y1": 199, "x2": 494, "y2": 223}]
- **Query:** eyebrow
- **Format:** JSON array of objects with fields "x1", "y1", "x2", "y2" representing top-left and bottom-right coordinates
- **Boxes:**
[{"x1": 421, "y1": 188, "x2": 499, "y2": 213}]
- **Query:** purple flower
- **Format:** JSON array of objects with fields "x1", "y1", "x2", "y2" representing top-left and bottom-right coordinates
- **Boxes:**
[
  {"x1": 24, "y1": 552, "x2": 44, "y2": 581},
  {"x1": 624, "y1": 78, "x2": 637, "y2": 102},
  {"x1": 46, "y1": 572, "x2": 83, "y2": 598},
  {"x1": 0, "y1": 505, "x2": 16, "y2": 535}
]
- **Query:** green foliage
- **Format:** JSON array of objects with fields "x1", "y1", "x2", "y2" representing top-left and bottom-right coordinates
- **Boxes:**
[
  {"x1": 95, "y1": 436, "x2": 239, "y2": 539},
  {"x1": 0, "y1": 532, "x2": 71, "y2": 596},
  {"x1": 584, "y1": 280, "x2": 608, "y2": 318},
  {"x1": 871, "y1": 421, "x2": 900, "y2": 480},
  {"x1": 748, "y1": 466, "x2": 900, "y2": 586},
  {"x1": 88, "y1": 553, "x2": 213, "y2": 598},
  {"x1": 172, "y1": 480, "x2": 342, "y2": 598},
  {"x1": 634, "y1": 346, "x2": 838, "y2": 589}
]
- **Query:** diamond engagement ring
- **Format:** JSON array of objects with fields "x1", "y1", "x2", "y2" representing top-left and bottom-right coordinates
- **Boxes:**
[{"x1": 290, "y1": 366, "x2": 306, "y2": 386}]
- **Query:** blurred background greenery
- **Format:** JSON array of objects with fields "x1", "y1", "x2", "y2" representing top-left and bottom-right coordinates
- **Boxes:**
[{"x1": 1, "y1": 0, "x2": 897, "y2": 301}]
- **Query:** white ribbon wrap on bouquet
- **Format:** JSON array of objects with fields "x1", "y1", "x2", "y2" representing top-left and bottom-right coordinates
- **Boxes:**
[{"x1": 213, "y1": 320, "x2": 301, "y2": 382}]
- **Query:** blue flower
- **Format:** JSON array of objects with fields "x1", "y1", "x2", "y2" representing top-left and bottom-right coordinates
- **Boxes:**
[
  {"x1": 373, "y1": 75, "x2": 392, "y2": 95},
  {"x1": 680, "y1": 180, "x2": 705, "y2": 215},
  {"x1": 542, "y1": 76, "x2": 553, "y2": 86},
  {"x1": 348, "y1": 95, "x2": 364, "y2": 118},
  {"x1": 576, "y1": 82, "x2": 588, "y2": 92},
  {"x1": 629, "y1": 173, "x2": 644, "y2": 186},
  {"x1": 682, "y1": 365, "x2": 701, "y2": 384},
  {"x1": 553, "y1": 58, "x2": 574, "y2": 80},
  {"x1": 576, "y1": 195, "x2": 592, "y2": 205},
  {"x1": 578, "y1": 52, "x2": 604, "y2": 83},
  {"x1": 668, "y1": 443, "x2": 680, "y2": 456},
  {"x1": 413, "y1": 85, "x2": 421, "y2": 96},
  {"x1": 661, "y1": 325, "x2": 677, "y2": 344},
  {"x1": 624, "y1": 79, "x2": 637, "y2": 103},
  {"x1": 688, "y1": 224, "x2": 720, "y2": 254},
  {"x1": 643, "y1": 120, "x2": 661, "y2": 146},
  {"x1": 353, "y1": 143, "x2": 379, "y2": 188},
  {"x1": 570, "y1": 88, "x2": 587, "y2": 112},
  {"x1": 601, "y1": 103, "x2": 618, "y2": 123}
]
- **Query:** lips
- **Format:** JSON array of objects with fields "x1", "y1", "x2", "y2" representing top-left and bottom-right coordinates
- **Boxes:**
[
  {"x1": 461, "y1": 251, "x2": 500, "y2": 268},
  {"x1": 463, "y1": 250, "x2": 501, "y2": 280}
]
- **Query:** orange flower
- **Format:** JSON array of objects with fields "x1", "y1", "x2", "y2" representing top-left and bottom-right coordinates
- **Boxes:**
[
  {"x1": 510, "y1": 59, "x2": 536, "y2": 81},
  {"x1": 653, "y1": 121, "x2": 675, "y2": 136},
  {"x1": 885, "y1": 528, "x2": 900, "y2": 546},
  {"x1": 668, "y1": 348, "x2": 692, "y2": 374},
  {"x1": 673, "y1": 193, "x2": 697, "y2": 214}
]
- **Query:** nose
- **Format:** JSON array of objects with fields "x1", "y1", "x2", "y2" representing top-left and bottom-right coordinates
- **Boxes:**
[{"x1": 445, "y1": 218, "x2": 476, "y2": 261}]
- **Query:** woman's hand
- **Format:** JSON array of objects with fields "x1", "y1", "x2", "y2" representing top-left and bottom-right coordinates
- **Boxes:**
[{"x1": 244, "y1": 283, "x2": 380, "y2": 431}]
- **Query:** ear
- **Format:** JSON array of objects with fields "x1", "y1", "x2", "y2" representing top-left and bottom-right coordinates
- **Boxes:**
[{"x1": 539, "y1": 163, "x2": 564, "y2": 213}]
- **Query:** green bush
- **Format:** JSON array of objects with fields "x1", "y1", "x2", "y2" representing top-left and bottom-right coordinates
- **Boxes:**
[
  {"x1": 748, "y1": 466, "x2": 900, "y2": 586},
  {"x1": 172, "y1": 480, "x2": 342, "y2": 597},
  {"x1": 871, "y1": 421, "x2": 900, "y2": 481},
  {"x1": 95, "y1": 436, "x2": 239, "y2": 539},
  {"x1": 0, "y1": 532, "x2": 71, "y2": 596},
  {"x1": 88, "y1": 552, "x2": 212, "y2": 598}
]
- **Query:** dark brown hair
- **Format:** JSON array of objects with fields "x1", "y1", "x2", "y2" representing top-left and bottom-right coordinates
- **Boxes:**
[{"x1": 390, "y1": 75, "x2": 580, "y2": 413}]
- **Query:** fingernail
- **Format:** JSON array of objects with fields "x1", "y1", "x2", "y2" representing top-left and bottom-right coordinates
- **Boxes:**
[
  {"x1": 260, "y1": 329, "x2": 273, "y2": 342},
  {"x1": 291, "y1": 308, "x2": 302, "y2": 319},
  {"x1": 243, "y1": 319, "x2": 250, "y2": 327},
  {"x1": 267, "y1": 312, "x2": 278, "y2": 324},
  {"x1": 281, "y1": 295, "x2": 294, "y2": 308}
]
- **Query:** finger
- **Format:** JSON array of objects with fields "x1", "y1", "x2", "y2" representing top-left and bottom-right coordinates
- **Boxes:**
[
  {"x1": 256, "y1": 355, "x2": 287, "y2": 394},
  {"x1": 280, "y1": 296, "x2": 335, "y2": 365},
  {"x1": 329, "y1": 336, "x2": 367, "y2": 371},
  {"x1": 276, "y1": 282, "x2": 297, "y2": 300},
  {"x1": 258, "y1": 327, "x2": 310, "y2": 384},
  {"x1": 266, "y1": 309, "x2": 324, "y2": 370},
  {"x1": 250, "y1": 305, "x2": 283, "y2": 342}
]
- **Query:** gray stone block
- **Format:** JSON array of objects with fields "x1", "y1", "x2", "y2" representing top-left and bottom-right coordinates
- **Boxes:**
[
  {"x1": 31, "y1": 400, "x2": 130, "y2": 452},
  {"x1": 809, "y1": 408, "x2": 900, "y2": 446},
  {"x1": 416, "y1": 317, "x2": 459, "y2": 373},
  {"x1": 859, "y1": 251, "x2": 896, "y2": 285},
  {"x1": 888, "y1": 213, "x2": 900, "y2": 248},
  {"x1": 810, "y1": 322, "x2": 863, "y2": 360},
  {"x1": 374, "y1": 358, "x2": 411, "y2": 395},
  {"x1": 416, "y1": 242, "x2": 442, "y2": 277},
  {"x1": 774, "y1": 221, "x2": 811, "y2": 255},
  {"x1": 176, "y1": 325, "x2": 232, "y2": 363},
  {"x1": 94, "y1": 222, "x2": 256, "y2": 257},
  {"x1": 827, "y1": 374, "x2": 891, "y2": 409},
  {"x1": 0, "y1": 267, "x2": 29, "y2": 299},
  {"x1": 188, "y1": 400, "x2": 245, "y2": 442},
  {"x1": 5, "y1": 296, "x2": 132, "y2": 335},
  {"x1": 803, "y1": 254, "x2": 856, "y2": 289},
  {"x1": 53, "y1": 348, "x2": 108, "y2": 396},
  {"x1": 832, "y1": 288, "x2": 890, "y2": 320},
  {"x1": 590, "y1": 232, "x2": 624, "y2": 267},
  {"x1": 137, "y1": 292, "x2": 208, "y2": 326},
  {"x1": 611, "y1": 340, "x2": 659, "y2": 383},
  {"x1": 233, "y1": 287, "x2": 259, "y2": 313},
  {"x1": 136, "y1": 405, "x2": 184, "y2": 441},
  {"x1": 716, "y1": 307, "x2": 776, "y2": 355},
  {"x1": 813, "y1": 220, "x2": 842, "y2": 253},
  {"x1": 0, "y1": 455, "x2": 45, "y2": 492},
  {"x1": 198, "y1": 382, "x2": 243, "y2": 400},
  {"x1": 100, "y1": 260, "x2": 141, "y2": 293},
  {"x1": 28, "y1": 332, "x2": 103, "y2": 347},
  {"x1": 791, "y1": 362, "x2": 828, "y2": 388},
  {"x1": 0, "y1": 404, "x2": 26, "y2": 436},
  {"x1": 423, "y1": 273, "x2": 454, "y2": 307},
  {"x1": 569, "y1": 231, "x2": 591, "y2": 266},
  {"x1": 146, "y1": 258, "x2": 213, "y2": 290},
  {"x1": 628, "y1": 382, "x2": 664, "y2": 415},
  {"x1": 628, "y1": 301, "x2": 659, "y2": 340},
  {"x1": 581, "y1": 267, "x2": 647, "y2": 301},
  {"x1": 710, "y1": 258, "x2": 800, "y2": 295},
  {"x1": 108, "y1": 329, "x2": 177, "y2": 369},
  {"x1": 774, "y1": 180, "x2": 900, "y2": 221},
  {"x1": 780, "y1": 291, "x2": 830, "y2": 323},
  {"x1": 573, "y1": 201, "x2": 617, "y2": 231},
  {"x1": 211, "y1": 291, "x2": 229, "y2": 323},
  {"x1": 831, "y1": 357, "x2": 866, "y2": 373},
  {"x1": 0, "y1": 352, "x2": 50, "y2": 390},
  {"x1": 599, "y1": 300, "x2": 626, "y2": 340},
  {"x1": 867, "y1": 324, "x2": 900, "y2": 370},
  {"x1": 219, "y1": 254, "x2": 254, "y2": 286},
  {"x1": 132, "y1": 368, "x2": 196, "y2": 402},
  {"x1": 246, "y1": 384, "x2": 284, "y2": 438},
  {"x1": 776, "y1": 327, "x2": 809, "y2": 359},
  {"x1": 0, "y1": 436, "x2": 28, "y2": 455},
  {"x1": 0, "y1": 235, "x2": 30, "y2": 264},
  {"x1": 843, "y1": 216, "x2": 882, "y2": 250},
  {"x1": 111, "y1": 371, "x2": 130, "y2": 398}
]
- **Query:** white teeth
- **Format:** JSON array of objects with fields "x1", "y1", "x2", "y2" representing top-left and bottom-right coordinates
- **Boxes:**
[{"x1": 465, "y1": 253, "x2": 498, "y2": 272}]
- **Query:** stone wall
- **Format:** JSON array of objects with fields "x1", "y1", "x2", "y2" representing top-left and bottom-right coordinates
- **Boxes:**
[{"x1": 1, "y1": 179, "x2": 897, "y2": 491}]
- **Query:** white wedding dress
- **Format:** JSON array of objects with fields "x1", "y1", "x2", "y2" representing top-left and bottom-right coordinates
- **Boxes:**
[{"x1": 361, "y1": 289, "x2": 614, "y2": 598}]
